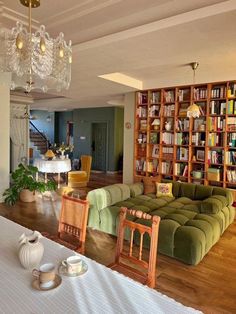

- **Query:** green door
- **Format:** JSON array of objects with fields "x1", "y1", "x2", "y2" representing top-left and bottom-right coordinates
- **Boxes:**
[{"x1": 91, "y1": 123, "x2": 107, "y2": 171}]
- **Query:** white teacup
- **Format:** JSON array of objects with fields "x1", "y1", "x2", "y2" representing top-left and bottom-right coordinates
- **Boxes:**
[
  {"x1": 32, "y1": 263, "x2": 56, "y2": 288},
  {"x1": 62, "y1": 256, "x2": 82, "y2": 274}
]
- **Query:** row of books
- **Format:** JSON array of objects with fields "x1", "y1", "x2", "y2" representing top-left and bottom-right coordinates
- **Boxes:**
[
  {"x1": 211, "y1": 86, "x2": 226, "y2": 98},
  {"x1": 164, "y1": 90, "x2": 175, "y2": 103},
  {"x1": 176, "y1": 148, "x2": 188, "y2": 161},
  {"x1": 150, "y1": 92, "x2": 161, "y2": 104},
  {"x1": 136, "y1": 106, "x2": 147, "y2": 118},
  {"x1": 227, "y1": 100, "x2": 236, "y2": 114},
  {"x1": 226, "y1": 170, "x2": 236, "y2": 183},
  {"x1": 207, "y1": 117, "x2": 225, "y2": 132},
  {"x1": 176, "y1": 118, "x2": 190, "y2": 131},
  {"x1": 208, "y1": 150, "x2": 223, "y2": 165},
  {"x1": 208, "y1": 133, "x2": 224, "y2": 147},
  {"x1": 136, "y1": 159, "x2": 146, "y2": 172},
  {"x1": 161, "y1": 161, "x2": 173, "y2": 174},
  {"x1": 178, "y1": 89, "x2": 190, "y2": 102},
  {"x1": 175, "y1": 133, "x2": 189, "y2": 145},
  {"x1": 194, "y1": 88, "x2": 207, "y2": 100},
  {"x1": 228, "y1": 133, "x2": 236, "y2": 147},
  {"x1": 225, "y1": 151, "x2": 236, "y2": 165},
  {"x1": 149, "y1": 105, "x2": 160, "y2": 117},
  {"x1": 210, "y1": 100, "x2": 226, "y2": 115},
  {"x1": 228, "y1": 117, "x2": 236, "y2": 131},
  {"x1": 162, "y1": 147, "x2": 174, "y2": 159},
  {"x1": 162, "y1": 132, "x2": 174, "y2": 145},
  {"x1": 174, "y1": 163, "x2": 188, "y2": 176},
  {"x1": 163, "y1": 104, "x2": 175, "y2": 116},
  {"x1": 147, "y1": 160, "x2": 158, "y2": 172},
  {"x1": 192, "y1": 133, "x2": 205, "y2": 146},
  {"x1": 137, "y1": 92, "x2": 148, "y2": 105},
  {"x1": 139, "y1": 119, "x2": 147, "y2": 130},
  {"x1": 227, "y1": 83, "x2": 236, "y2": 98}
]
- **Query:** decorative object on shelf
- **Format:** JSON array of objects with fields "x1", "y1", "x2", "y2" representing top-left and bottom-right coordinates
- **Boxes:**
[
  {"x1": 125, "y1": 122, "x2": 132, "y2": 129},
  {"x1": 0, "y1": 0, "x2": 72, "y2": 93},
  {"x1": 18, "y1": 231, "x2": 44, "y2": 270},
  {"x1": 3, "y1": 163, "x2": 56, "y2": 205},
  {"x1": 152, "y1": 119, "x2": 160, "y2": 130},
  {"x1": 187, "y1": 62, "x2": 201, "y2": 118},
  {"x1": 165, "y1": 121, "x2": 172, "y2": 131},
  {"x1": 44, "y1": 149, "x2": 55, "y2": 160}
]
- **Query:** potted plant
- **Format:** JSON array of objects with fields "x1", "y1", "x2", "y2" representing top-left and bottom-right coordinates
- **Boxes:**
[{"x1": 3, "y1": 163, "x2": 56, "y2": 205}]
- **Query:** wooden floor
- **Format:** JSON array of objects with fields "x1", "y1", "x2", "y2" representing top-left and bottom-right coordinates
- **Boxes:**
[{"x1": 0, "y1": 172, "x2": 235, "y2": 314}]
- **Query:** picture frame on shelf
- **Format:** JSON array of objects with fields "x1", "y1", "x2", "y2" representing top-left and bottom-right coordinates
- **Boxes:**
[
  {"x1": 152, "y1": 145, "x2": 159, "y2": 158},
  {"x1": 196, "y1": 150, "x2": 205, "y2": 162}
]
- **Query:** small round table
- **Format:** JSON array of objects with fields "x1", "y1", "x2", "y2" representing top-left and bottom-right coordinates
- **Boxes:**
[{"x1": 34, "y1": 158, "x2": 71, "y2": 188}]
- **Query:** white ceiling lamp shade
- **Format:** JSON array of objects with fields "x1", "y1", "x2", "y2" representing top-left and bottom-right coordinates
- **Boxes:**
[
  {"x1": 0, "y1": 0, "x2": 72, "y2": 93},
  {"x1": 187, "y1": 62, "x2": 201, "y2": 119}
]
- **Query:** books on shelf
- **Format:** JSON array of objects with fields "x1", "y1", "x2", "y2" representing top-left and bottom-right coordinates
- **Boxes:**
[
  {"x1": 176, "y1": 147, "x2": 188, "y2": 161},
  {"x1": 227, "y1": 83, "x2": 236, "y2": 98},
  {"x1": 174, "y1": 163, "x2": 188, "y2": 176},
  {"x1": 175, "y1": 133, "x2": 189, "y2": 145},
  {"x1": 227, "y1": 117, "x2": 236, "y2": 131},
  {"x1": 164, "y1": 90, "x2": 175, "y2": 103},
  {"x1": 207, "y1": 117, "x2": 225, "y2": 131},
  {"x1": 161, "y1": 161, "x2": 173, "y2": 174},
  {"x1": 194, "y1": 87, "x2": 207, "y2": 100},
  {"x1": 176, "y1": 118, "x2": 189, "y2": 131},
  {"x1": 139, "y1": 119, "x2": 147, "y2": 130},
  {"x1": 211, "y1": 86, "x2": 226, "y2": 98},
  {"x1": 178, "y1": 89, "x2": 190, "y2": 101},
  {"x1": 162, "y1": 132, "x2": 174, "y2": 145},
  {"x1": 225, "y1": 151, "x2": 236, "y2": 165},
  {"x1": 150, "y1": 91, "x2": 161, "y2": 104},
  {"x1": 193, "y1": 118, "x2": 205, "y2": 132},
  {"x1": 162, "y1": 147, "x2": 173, "y2": 159},
  {"x1": 147, "y1": 159, "x2": 158, "y2": 172},
  {"x1": 208, "y1": 133, "x2": 224, "y2": 147},
  {"x1": 210, "y1": 100, "x2": 226, "y2": 115},
  {"x1": 227, "y1": 100, "x2": 236, "y2": 114},
  {"x1": 149, "y1": 105, "x2": 160, "y2": 117},
  {"x1": 137, "y1": 92, "x2": 148, "y2": 105},
  {"x1": 136, "y1": 106, "x2": 147, "y2": 118},
  {"x1": 226, "y1": 169, "x2": 236, "y2": 183},
  {"x1": 208, "y1": 150, "x2": 223, "y2": 164},
  {"x1": 163, "y1": 104, "x2": 175, "y2": 116},
  {"x1": 227, "y1": 133, "x2": 236, "y2": 147}
]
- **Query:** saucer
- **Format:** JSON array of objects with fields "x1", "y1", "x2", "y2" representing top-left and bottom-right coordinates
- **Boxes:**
[
  {"x1": 32, "y1": 274, "x2": 62, "y2": 291},
  {"x1": 58, "y1": 260, "x2": 88, "y2": 277}
]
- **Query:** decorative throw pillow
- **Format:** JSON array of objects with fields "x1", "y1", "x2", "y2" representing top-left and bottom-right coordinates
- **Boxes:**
[
  {"x1": 143, "y1": 177, "x2": 156, "y2": 195},
  {"x1": 156, "y1": 183, "x2": 173, "y2": 198}
]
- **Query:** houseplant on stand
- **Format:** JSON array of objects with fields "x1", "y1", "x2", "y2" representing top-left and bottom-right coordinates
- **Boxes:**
[{"x1": 3, "y1": 163, "x2": 56, "y2": 205}]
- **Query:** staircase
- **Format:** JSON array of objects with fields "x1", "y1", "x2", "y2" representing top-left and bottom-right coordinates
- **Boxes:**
[{"x1": 30, "y1": 121, "x2": 50, "y2": 156}]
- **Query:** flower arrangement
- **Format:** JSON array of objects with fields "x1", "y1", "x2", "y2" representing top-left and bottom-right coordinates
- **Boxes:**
[{"x1": 51, "y1": 142, "x2": 74, "y2": 156}]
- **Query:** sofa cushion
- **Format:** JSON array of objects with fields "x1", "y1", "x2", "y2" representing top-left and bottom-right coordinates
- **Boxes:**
[
  {"x1": 212, "y1": 187, "x2": 233, "y2": 205},
  {"x1": 195, "y1": 185, "x2": 213, "y2": 200},
  {"x1": 200, "y1": 195, "x2": 228, "y2": 214},
  {"x1": 180, "y1": 183, "x2": 196, "y2": 199},
  {"x1": 129, "y1": 183, "x2": 144, "y2": 197},
  {"x1": 161, "y1": 180, "x2": 181, "y2": 197}
]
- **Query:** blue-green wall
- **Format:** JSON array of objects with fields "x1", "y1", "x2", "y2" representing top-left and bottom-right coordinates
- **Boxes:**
[
  {"x1": 30, "y1": 110, "x2": 55, "y2": 144},
  {"x1": 56, "y1": 107, "x2": 124, "y2": 171}
]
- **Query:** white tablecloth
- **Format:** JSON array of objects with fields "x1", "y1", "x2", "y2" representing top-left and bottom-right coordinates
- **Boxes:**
[
  {"x1": 0, "y1": 216, "x2": 202, "y2": 314},
  {"x1": 34, "y1": 158, "x2": 71, "y2": 173}
]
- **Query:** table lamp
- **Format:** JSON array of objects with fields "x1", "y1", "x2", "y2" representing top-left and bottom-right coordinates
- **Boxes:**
[{"x1": 152, "y1": 119, "x2": 160, "y2": 130}]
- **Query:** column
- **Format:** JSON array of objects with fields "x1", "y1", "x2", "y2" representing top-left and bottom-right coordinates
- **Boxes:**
[
  {"x1": 123, "y1": 92, "x2": 135, "y2": 184},
  {"x1": 0, "y1": 73, "x2": 11, "y2": 202}
]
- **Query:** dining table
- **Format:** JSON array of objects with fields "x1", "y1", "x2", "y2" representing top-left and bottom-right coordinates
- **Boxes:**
[{"x1": 0, "y1": 216, "x2": 202, "y2": 314}]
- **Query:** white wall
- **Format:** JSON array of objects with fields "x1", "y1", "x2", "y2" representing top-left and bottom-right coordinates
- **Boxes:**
[
  {"x1": 0, "y1": 73, "x2": 11, "y2": 202},
  {"x1": 123, "y1": 92, "x2": 135, "y2": 184}
]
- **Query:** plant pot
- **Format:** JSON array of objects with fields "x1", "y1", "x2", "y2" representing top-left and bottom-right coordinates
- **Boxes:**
[{"x1": 20, "y1": 189, "x2": 35, "y2": 203}]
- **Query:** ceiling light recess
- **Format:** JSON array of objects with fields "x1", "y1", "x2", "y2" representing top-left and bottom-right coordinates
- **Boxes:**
[{"x1": 0, "y1": 0, "x2": 72, "y2": 93}]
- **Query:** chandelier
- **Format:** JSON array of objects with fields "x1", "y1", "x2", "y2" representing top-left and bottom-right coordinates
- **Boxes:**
[
  {"x1": 187, "y1": 62, "x2": 201, "y2": 118},
  {"x1": 0, "y1": 0, "x2": 72, "y2": 93}
]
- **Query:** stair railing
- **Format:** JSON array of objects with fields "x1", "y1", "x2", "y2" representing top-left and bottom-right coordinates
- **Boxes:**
[{"x1": 30, "y1": 121, "x2": 51, "y2": 152}]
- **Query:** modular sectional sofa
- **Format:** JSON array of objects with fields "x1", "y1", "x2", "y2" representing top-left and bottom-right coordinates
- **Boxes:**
[{"x1": 87, "y1": 181, "x2": 235, "y2": 265}]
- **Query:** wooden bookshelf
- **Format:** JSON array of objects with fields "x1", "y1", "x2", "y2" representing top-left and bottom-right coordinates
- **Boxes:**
[{"x1": 134, "y1": 80, "x2": 236, "y2": 200}]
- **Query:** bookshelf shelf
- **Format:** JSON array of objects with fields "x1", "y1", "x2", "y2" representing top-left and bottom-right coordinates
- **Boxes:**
[{"x1": 134, "y1": 81, "x2": 236, "y2": 197}]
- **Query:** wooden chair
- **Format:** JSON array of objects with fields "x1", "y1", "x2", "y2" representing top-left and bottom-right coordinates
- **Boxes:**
[
  {"x1": 57, "y1": 194, "x2": 89, "y2": 254},
  {"x1": 68, "y1": 155, "x2": 92, "y2": 188},
  {"x1": 109, "y1": 207, "x2": 160, "y2": 288}
]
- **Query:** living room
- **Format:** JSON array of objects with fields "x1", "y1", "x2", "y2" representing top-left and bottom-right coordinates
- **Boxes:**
[{"x1": 0, "y1": 1, "x2": 236, "y2": 313}]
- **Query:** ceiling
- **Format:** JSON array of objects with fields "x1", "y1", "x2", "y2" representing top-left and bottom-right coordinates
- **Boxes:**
[{"x1": 1, "y1": 0, "x2": 236, "y2": 110}]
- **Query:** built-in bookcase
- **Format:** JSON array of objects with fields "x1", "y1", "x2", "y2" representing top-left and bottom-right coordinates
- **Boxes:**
[{"x1": 134, "y1": 80, "x2": 236, "y2": 199}]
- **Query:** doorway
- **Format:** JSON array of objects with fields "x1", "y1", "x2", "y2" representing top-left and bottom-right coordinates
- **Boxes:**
[{"x1": 91, "y1": 122, "x2": 107, "y2": 171}]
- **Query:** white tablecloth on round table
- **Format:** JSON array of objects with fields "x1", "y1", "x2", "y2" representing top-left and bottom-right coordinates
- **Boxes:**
[
  {"x1": 0, "y1": 217, "x2": 203, "y2": 314},
  {"x1": 34, "y1": 158, "x2": 71, "y2": 173}
]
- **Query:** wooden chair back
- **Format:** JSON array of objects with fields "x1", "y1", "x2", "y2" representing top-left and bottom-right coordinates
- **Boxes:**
[
  {"x1": 58, "y1": 195, "x2": 89, "y2": 254},
  {"x1": 113, "y1": 207, "x2": 160, "y2": 288}
]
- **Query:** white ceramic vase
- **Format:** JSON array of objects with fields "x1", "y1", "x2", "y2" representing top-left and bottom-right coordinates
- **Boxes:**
[{"x1": 18, "y1": 231, "x2": 44, "y2": 270}]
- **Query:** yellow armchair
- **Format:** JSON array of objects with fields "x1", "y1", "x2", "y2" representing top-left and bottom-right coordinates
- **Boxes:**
[{"x1": 68, "y1": 155, "x2": 92, "y2": 188}]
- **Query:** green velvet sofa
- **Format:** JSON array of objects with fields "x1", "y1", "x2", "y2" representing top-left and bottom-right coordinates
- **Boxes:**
[{"x1": 87, "y1": 181, "x2": 235, "y2": 265}]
